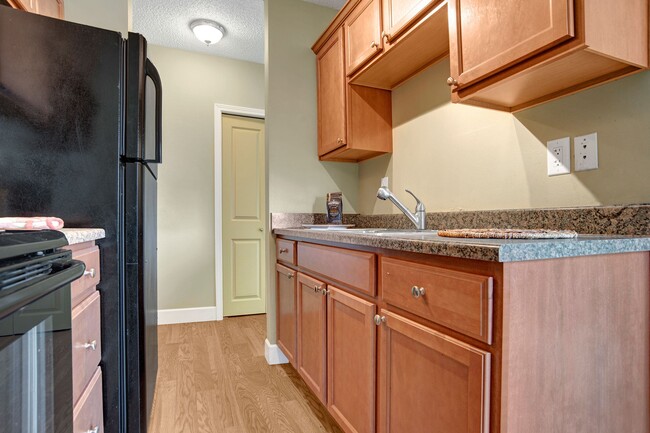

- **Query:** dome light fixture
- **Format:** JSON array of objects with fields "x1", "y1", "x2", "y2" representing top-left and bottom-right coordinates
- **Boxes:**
[{"x1": 190, "y1": 19, "x2": 225, "y2": 46}]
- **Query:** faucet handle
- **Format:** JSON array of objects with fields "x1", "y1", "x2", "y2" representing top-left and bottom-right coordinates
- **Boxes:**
[{"x1": 405, "y1": 189, "x2": 425, "y2": 211}]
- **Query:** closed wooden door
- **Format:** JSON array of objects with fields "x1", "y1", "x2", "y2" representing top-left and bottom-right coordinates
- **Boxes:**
[
  {"x1": 327, "y1": 287, "x2": 376, "y2": 433},
  {"x1": 448, "y1": 0, "x2": 575, "y2": 88},
  {"x1": 222, "y1": 115, "x2": 266, "y2": 316},
  {"x1": 276, "y1": 264, "x2": 297, "y2": 366},
  {"x1": 345, "y1": 0, "x2": 382, "y2": 75},
  {"x1": 297, "y1": 273, "x2": 327, "y2": 404},
  {"x1": 382, "y1": 0, "x2": 438, "y2": 43},
  {"x1": 377, "y1": 310, "x2": 491, "y2": 433},
  {"x1": 316, "y1": 27, "x2": 347, "y2": 156}
]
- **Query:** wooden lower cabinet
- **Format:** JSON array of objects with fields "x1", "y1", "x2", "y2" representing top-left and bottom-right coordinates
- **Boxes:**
[
  {"x1": 377, "y1": 309, "x2": 491, "y2": 433},
  {"x1": 276, "y1": 264, "x2": 297, "y2": 366},
  {"x1": 297, "y1": 272, "x2": 328, "y2": 404},
  {"x1": 327, "y1": 287, "x2": 376, "y2": 433}
]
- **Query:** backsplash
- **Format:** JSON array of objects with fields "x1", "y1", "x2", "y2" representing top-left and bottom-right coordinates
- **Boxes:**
[{"x1": 271, "y1": 204, "x2": 650, "y2": 236}]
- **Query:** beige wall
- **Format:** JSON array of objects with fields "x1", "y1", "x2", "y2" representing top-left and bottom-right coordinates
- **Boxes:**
[
  {"x1": 148, "y1": 45, "x2": 264, "y2": 310},
  {"x1": 267, "y1": 0, "x2": 359, "y2": 214},
  {"x1": 64, "y1": 0, "x2": 129, "y2": 36},
  {"x1": 359, "y1": 58, "x2": 650, "y2": 214}
]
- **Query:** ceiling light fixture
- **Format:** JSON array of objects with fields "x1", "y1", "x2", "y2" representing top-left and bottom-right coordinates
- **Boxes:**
[{"x1": 190, "y1": 19, "x2": 225, "y2": 46}]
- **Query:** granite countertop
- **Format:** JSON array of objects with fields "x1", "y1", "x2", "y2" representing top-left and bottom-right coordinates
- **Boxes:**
[
  {"x1": 59, "y1": 228, "x2": 105, "y2": 245},
  {"x1": 273, "y1": 228, "x2": 650, "y2": 262}
]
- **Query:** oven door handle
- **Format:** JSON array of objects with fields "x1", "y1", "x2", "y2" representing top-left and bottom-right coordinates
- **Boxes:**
[{"x1": 0, "y1": 259, "x2": 85, "y2": 320}]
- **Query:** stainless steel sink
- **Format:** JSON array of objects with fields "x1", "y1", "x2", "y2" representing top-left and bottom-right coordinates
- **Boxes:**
[{"x1": 345, "y1": 229, "x2": 440, "y2": 239}]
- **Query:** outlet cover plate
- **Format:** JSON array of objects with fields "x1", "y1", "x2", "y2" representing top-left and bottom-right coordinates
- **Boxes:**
[
  {"x1": 547, "y1": 137, "x2": 571, "y2": 176},
  {"x1": 574, "y1": 133, "x2": 598, "y2": 171}
]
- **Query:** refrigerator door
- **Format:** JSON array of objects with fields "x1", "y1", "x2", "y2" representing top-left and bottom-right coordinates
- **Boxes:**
[
  {"x1": 0, "y1": 7, "x2": 125, "y2": 433},
  {"x1": 123, "y1": 32, "x2": 161, "y2": 433}
]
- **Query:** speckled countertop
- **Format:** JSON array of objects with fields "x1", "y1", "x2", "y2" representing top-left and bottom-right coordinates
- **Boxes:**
[
  {"x1": 273, "y1": 228, "x2": 650, "y2": 262},
  {"x1": 59, "y1": 228, "x2": 105, "y2": 245}
]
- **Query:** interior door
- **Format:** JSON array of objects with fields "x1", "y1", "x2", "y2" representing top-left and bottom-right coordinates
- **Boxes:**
[{"x1": 222, "y1": 114, "x2": 266, "y2": 317}]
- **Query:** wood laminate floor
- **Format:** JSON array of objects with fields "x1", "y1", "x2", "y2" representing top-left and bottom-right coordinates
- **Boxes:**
[{"x1": 148, "y1": 314, "x2": 344, "y2": 433}]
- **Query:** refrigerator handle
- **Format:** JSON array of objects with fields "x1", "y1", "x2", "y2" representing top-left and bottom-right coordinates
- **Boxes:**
[{"x1": 145, "y1": 59, "x2": 162, "y2": 164}]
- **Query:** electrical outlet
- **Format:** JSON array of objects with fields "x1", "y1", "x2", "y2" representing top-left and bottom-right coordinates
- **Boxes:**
[
  {"x1": 574, "y1": 133, "x2": 598, "y2": 171},
  {"x1": 547, "y1": 137, "x2": 571, "y2": 176}
]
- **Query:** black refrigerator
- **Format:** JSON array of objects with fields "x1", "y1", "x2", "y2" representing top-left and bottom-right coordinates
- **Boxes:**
[{"x1": 0, "y1": 6, "x2": 161, "y2": 433}]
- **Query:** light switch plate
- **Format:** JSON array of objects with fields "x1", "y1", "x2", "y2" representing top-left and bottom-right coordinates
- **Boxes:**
[
  {"x1": 574, "y1": 133, "x2": 598, "y2": 171},
  {"x1": 381, "y1": 177, "x2": 389, "y2": 187},
  {"x1": 547, "y1": 137, "x2": 571, "y2": 176}
]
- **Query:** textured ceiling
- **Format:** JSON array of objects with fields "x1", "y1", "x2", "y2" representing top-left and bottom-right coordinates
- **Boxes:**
[{"x1": 133, "y1": 0, "x2": 345, "y2": 64}]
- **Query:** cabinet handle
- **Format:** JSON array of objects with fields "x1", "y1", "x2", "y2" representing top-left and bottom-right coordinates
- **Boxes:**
[
  {"x1": 446, "y1": 77, "x2": 458, "y2": 87},
  {"x1": 411, "y1": 286, "x2": 426, "y2": 298},
  {"x1": 279, "y1": 248, "x2": 289, "y2": 254},
  {"x1": 83, "y1": 340, "x2": 97, "y2": 351},
  {"x1": 373, "y1": 315, "x2": 386, "y2": 326},
  {"x1": 87, "y1": 426, "x2": 100, "y2": 433},
  {"x1": 84, "y1": 268, "x2": 96, "y2": 278},
  {"x1": 381, "y1": 31, "x2": 390, "y2": 43},
  {"x1": 370, "y1": 41, "x2": 378, "y2": 49}
]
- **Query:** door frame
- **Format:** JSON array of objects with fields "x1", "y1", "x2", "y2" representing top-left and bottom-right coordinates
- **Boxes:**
[{"x1": 214, "y1": 104, "x2": 265, "y2": 320}]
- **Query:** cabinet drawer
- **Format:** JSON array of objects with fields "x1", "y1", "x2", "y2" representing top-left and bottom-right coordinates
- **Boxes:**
[
  {"x1": 298, "y1": 242, "x2": 376, "y2": 296},
  {"x1": 69, "y1": 245, "x2": 101, "y2": 307},
  {"x1": 380, "y1": 257, "x2": 493, "y2": 344},
  {"x1": 277, "y1": 239, "x2": 296, "y2": 265},
  {"x1": 72, "y1": 291, "x2": 102, "y2": 405},
  {"x1": 73, "y1": 367, "x2": 104, "y2": 433}
]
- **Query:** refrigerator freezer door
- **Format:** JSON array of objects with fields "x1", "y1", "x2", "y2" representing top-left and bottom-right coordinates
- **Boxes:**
[{"x1": 0, "y1": 7, "x2": 125, "y2": 433}]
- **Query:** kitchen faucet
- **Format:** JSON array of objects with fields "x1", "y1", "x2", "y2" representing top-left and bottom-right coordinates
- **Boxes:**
[{"x1": 377, "y1": 186, "x2": 426, "y2": 230}]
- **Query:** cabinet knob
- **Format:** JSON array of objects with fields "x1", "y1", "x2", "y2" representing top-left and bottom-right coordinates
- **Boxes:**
[
  {"x1": 373, "y1": 314, "x2": 386, "y2": 326},
  {"x1": 411, "y1": 286, "x2": 426, "y2": 298},
  {"x1": 313, "y1": 285, "x2": 321, "y2": 292},
  {"x1": 286, "y1": 273, "x2": 294, "y2": 279},
  {"x1": 258, "y1": 228, "x2": 264, "y2": 232},
  {"x1": 321, "y1": 289, "x2": 330, "y2": 296},
  {"x1": 381, "y1": 31, "x2": 390, "y2": 43},
  {"x1": 446, "y1": 77, "x2": 458, "y2": 87},
  {"x1": 337, "y1": 138, "x2": 344, "y2": 145},
  {"x1": 370, "y1": 41, "x2": 378, "y2": 49},
  {"x1": 87, "y1": 426, "x2": 100, "y2": 433},
  {"x1": 84, "y1": 268, "x2": 96, "y2": 278},
  {"x1": 83, "y1": 340, "x2": 97, "y2": 351},
  {"x1": 279, "y1": 248, "x2": 289, "y2": 254}
]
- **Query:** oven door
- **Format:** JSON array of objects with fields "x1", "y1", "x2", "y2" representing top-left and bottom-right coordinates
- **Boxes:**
[{"x1": 0, "y1": 259, "x2": 85, "y2": 433}]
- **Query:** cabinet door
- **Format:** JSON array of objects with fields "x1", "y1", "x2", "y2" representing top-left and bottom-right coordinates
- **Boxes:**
[
  {"x1": 345, "y1": 0, "x2": 382, "y2": 76},
  {"x1": 378, "y1": 310, "x2": 491, "y2": 433},
  {"x1": 327, "y1": 287, "x2": 376, "y2": 433},
  {"x1": 35, "y1": 0, "x2": 63, "y2": 18},
  {"x1": 7, "y1": 0, "x2": 37, "y2": 12},
  {"x1": 448, "y1": 0, "x2": 574, "y2": 88},
  {"x1": 276, "y1": 264, "x2": 297, "y2": 367},
  {"x1": 316, "y1": 27, "x2": 347, "y2": 156},
  {"x1": 297, "y1": 273, "x2": 328, "y2": 404},
  {"x1": 381, "y1": 0, "x2": 438, "y2": 43}
]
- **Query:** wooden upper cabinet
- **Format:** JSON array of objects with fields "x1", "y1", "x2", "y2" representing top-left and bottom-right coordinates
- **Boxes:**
[
  {"x1": 449, "y1": 0, "x2": 574, "y2": 88},
  {"x1": 345, "y1": 0, "x2": 383, "y2": 76},
  {"x1": 314, "y1": 25, "x2": 392, "y2": 162},
  {"x1": 8, "y1": 0, "x2": 64, "y2": 18},
  {"x1": 382, "y1": 0, "x2": 438, "y2": 43},
  {"x1": 317, "y1": 27, "x2": 347, "y2": 157},
  {"x1": 448, "y1": 0, "x2": 649, "y2": 111},
  {"x1": 377, "y1": 309, "x2": 491, "y2": 433}
]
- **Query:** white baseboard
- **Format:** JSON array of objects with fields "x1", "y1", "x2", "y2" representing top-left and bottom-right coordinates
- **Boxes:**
[
  {"x1": 158, "y1": 306, "x2": 219, "y2": 325},
  {"x1": 265, "y1": 339, "x2": 289, "y2": 365}
]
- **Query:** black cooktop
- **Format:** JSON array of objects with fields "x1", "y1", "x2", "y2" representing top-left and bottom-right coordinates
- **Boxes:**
[{"x1": 0, "y1": 230, "x2": 68, "y2": 261}]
